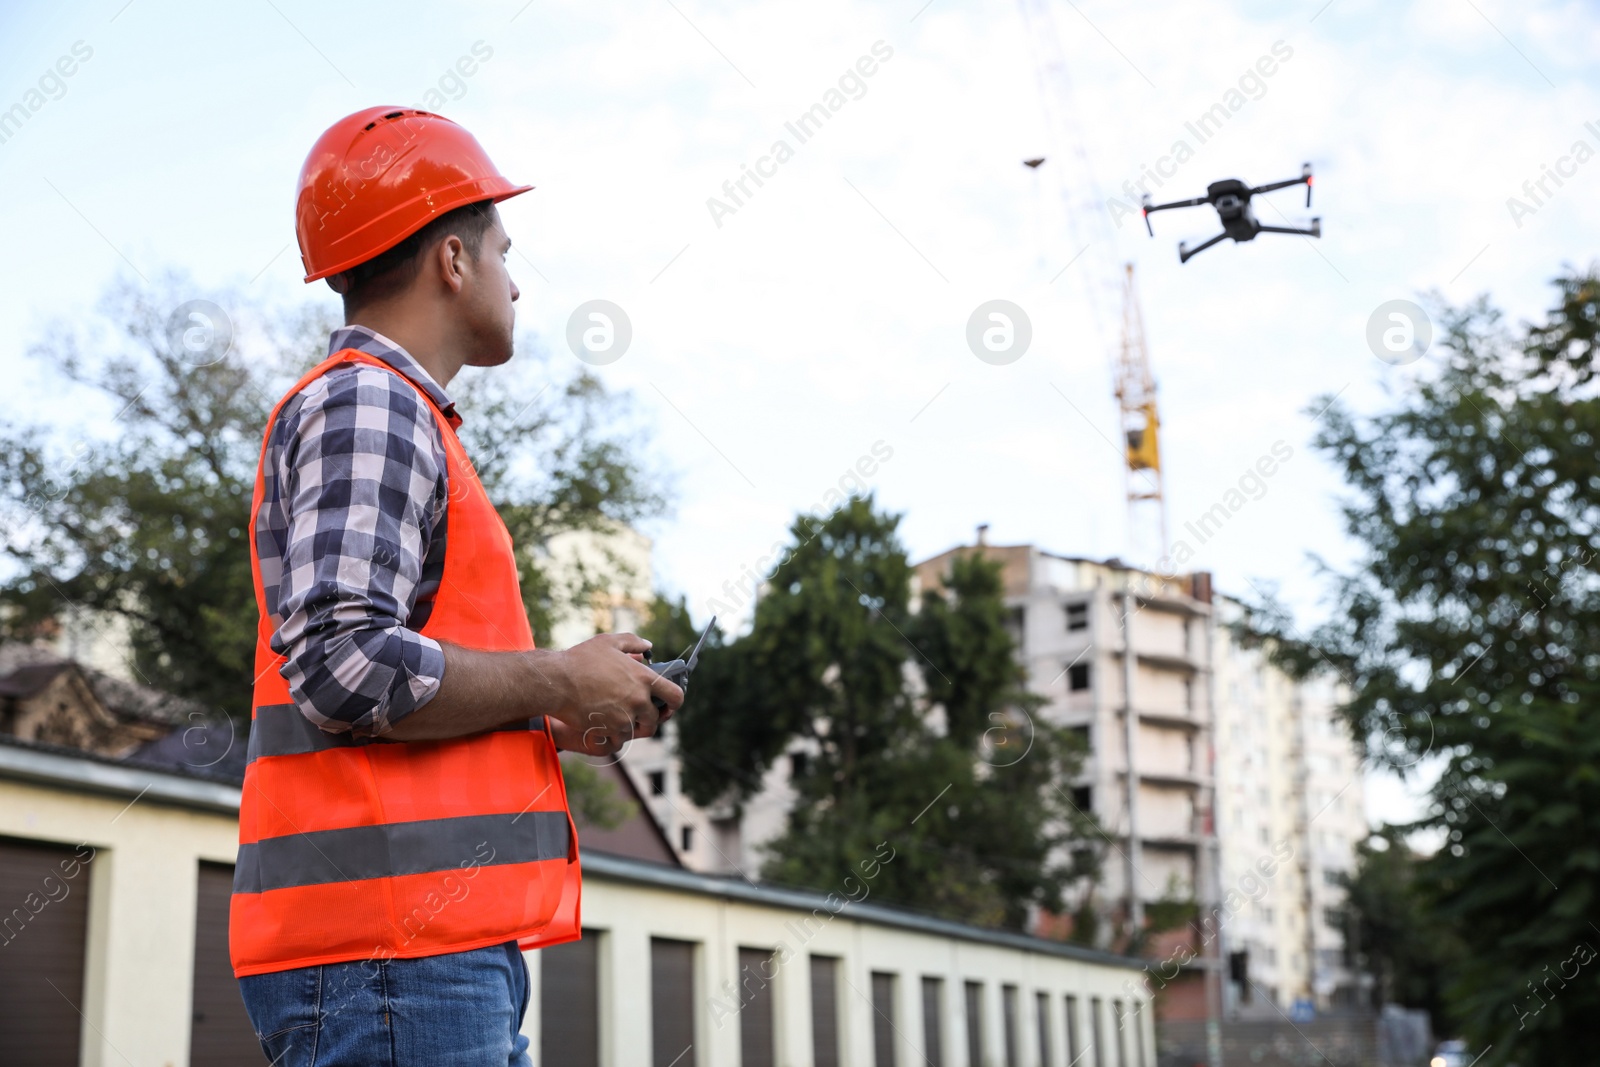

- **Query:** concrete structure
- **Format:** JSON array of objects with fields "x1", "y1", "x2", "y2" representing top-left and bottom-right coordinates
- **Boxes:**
[
  {"x1": 544, "y1": 521, "x2": 656, "y2": 652},
  {"x1": 910, "y1": 538, "x2": 1366, "y2": 1019},
  {"x1": 0, "y1": 734, "x2": 1151, "y2": 1067},
  {"x1": 912, "y1": 544, "x2": 1218, "y2": 935},
  {"x1": 1211, "y1": 598, "x2": 1365, "y2": 1014}
]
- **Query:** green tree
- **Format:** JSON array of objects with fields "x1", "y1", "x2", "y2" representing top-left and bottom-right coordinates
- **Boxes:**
[
  {"x1": 0, "y1": 275, "x2": 663, "y2": 718},
  {"x1": 677, "y1": 497, "x2": 1098, "y2": 929},
  {"x1": 1336, "y1": 830, "x2": 1467, "y2": 1034},
  {"x1": 1245, "y1": 269, "x2": 1600, "y2": 1062}
]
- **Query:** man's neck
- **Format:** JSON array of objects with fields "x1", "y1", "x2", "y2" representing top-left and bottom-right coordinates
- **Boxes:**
[{"x1": 345, "y1": 310, "x2": 464, "y2": 388}]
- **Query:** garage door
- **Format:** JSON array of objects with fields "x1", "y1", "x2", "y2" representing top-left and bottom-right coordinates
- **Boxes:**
[
  {"x1": 190, "y1": 861, "x2": 263, "y2": 1064},
  {"x1": 0, "y1": 836, "x2": 95, "y2": 1067},
  {"x1": 540, "y1": 928, "x2": 600, "y2": 1067},
  {"x1": 651, "y1": 937, "x2": 697, "y2": 1067}
]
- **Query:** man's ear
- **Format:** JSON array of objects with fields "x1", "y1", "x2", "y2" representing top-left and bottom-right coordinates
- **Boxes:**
[{"x1": 435, "y1": 234, "x2": 468, "y2": 294}]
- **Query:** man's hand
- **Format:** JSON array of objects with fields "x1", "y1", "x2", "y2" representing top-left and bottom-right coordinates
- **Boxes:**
[
  {"x1": 381, "y1": 633, "x2": 682, "y2": 743},
  {"x1": 551, "y1": 632, "x2": 683, "y2": 753}
]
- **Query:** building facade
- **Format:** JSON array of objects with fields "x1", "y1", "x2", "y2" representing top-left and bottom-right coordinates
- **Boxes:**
[
  {"x1": 0, "y1": 735, "x2": 1152, "y2": 1067},
  {"x1": 910, "y1": 538, "x2": 1366, "y2": 1019}
]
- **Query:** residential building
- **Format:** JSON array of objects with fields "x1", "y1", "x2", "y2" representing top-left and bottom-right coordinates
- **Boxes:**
[
  {"x1": 543, "y1": 521, "x2": 656, "y2": 651},
  {"x1": 911, "y1": 535, "x2": 1366, "y2": 1019},
  {"x1": 0, "y1": 640, "x2": 200, "y2": 761}
]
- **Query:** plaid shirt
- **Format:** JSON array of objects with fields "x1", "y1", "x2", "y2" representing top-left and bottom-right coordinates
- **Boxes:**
[{"x1": 254, "y1": 326, "x2": 453, "y2": 736}]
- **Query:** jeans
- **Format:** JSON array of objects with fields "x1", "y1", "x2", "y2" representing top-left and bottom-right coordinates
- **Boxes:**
[{"x1": 238, "y1": 941, "x2": 533, "y2": 1066}]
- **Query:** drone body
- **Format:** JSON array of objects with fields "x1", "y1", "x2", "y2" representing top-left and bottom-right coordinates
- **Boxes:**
[{"x1": 1142, "y1": 163, "x2": 1321, "y2": 263}]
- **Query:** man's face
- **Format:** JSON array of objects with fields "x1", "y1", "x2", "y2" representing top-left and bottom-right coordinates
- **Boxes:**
[{"x1": 460, "y1": 210, "x2": 519, "y2": 367}]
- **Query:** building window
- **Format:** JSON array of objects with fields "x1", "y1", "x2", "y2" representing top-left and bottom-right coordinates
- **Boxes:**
[
  {"x1": 1068, "y1": 663, "x2": 1091, "y2": 691},
  {"x1": 1323, "y1": 869, "x2": 1344, "y2": 888},
  {"x1": 1066, "y1": 602, "x2": 1089, "y2": 631},
  {"x1": 1064, "y1": 996, "x2": 1081, "y2": 1067},
  {"x1": 541, "y1": 929, "x2": 602, "y2": 1067},
  {"x1": 651, "y1": 938, "x2": 697, "y2": 1067},
  {"x1": 964, "y1": 982, "x2": 985, "y2": 1067},
  {"x1": 921, "y1": 977, "x2": 945, "y2": 1067},
  {"x1": 1323, "y1": 907, "x2": 1344, "y2": 931},
  {"x1": 872, "y1": 972, "x2": 898, "y2": 1067},
  {"x1": 1005, "y1": 607, "x2": 1026, "y2": 646},
  {"x1": 1071, "y1": 785, "x2": 1092, "y2": 813},
  {"x1": 1002, "y1": 985, "x2": 1019, "y2": 1067},
  {"x1": 648, "y1": 770, "x2": 666, "y2": 796},
  {"x1": 1089, "y1": 996, "x2": 1105, "y2": 1067},
  {"x1": 811, "y1": 956, "x2": 841, "y2": 1067},
  {"x1": 680, "y1": 826, "x2": 694, "y2": 852},
  {"x1": 1036, "y1": 991, "x2": 1053, "y2": 1067},
  {"x1": 738, "y1": 948, "x2": 777, "y2": 1067}
]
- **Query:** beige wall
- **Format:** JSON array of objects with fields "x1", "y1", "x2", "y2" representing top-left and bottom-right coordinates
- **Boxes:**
[
  {"x1": 0, "y1": 773, "x2": 240, "y2": 1067},
  {"x1": 545, "y1": 870, "x2": 1154, "y2": 1067},
  {"x1": 1, "y1": 757, "x2": 1150, "y2": 1067}
]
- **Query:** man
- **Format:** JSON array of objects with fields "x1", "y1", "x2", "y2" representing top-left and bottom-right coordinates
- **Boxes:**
[{"x1": 231, "y1": 106, "x2": 682, "y2": 1066}]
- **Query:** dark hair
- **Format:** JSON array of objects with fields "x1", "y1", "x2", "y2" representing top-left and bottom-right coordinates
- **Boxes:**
[{"x1": 335, "y1": 199, "x2": 499, "y2": 311}]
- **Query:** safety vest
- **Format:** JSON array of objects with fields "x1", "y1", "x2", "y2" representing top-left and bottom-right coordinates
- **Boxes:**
[{"x1": 230, "y1": 349, "x2": 581, "y2": 978}]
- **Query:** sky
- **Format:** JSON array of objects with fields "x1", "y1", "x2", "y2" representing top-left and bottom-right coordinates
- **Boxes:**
[{"x1": 3, "y1": 0, "x2": 1598, "y2": 828}]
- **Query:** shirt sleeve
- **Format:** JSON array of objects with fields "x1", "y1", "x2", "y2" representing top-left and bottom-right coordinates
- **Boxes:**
[{"x1": 269, "y1": 365, "x2": 449, "y2": 737}]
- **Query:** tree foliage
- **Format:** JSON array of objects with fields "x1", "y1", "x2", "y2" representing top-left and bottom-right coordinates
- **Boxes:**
[
  {"x1": 1244, "y1": 269, "x2": 1600, "y2": 1061},
  {"x1": 675, "y1": 497, "x2": 1099, "y2": 929},
  {"x1": 0, "y1": 274, "x2": 663, "y2": 718},
  {"x1": 1336, "y1": 830, "x2": 1468, "y2": 1035}
]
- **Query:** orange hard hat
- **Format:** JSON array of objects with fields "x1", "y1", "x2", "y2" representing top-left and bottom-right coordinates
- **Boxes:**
[{"x1": 294, "y1": 106, "x2": 532, "y2": 283}]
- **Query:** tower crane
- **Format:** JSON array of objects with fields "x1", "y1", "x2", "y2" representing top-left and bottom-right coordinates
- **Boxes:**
[
  {"x1": 1013, "y1": 0, "x2": 1166, "y2": 562},
  {"x1": 1114, "y1": 263, "x2": 1168, "y2": 560}
]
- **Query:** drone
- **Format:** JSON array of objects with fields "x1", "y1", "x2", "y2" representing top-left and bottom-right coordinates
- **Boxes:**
[{"x1": 1141, "y1": 162, "x2": 1321, "y2": 264}]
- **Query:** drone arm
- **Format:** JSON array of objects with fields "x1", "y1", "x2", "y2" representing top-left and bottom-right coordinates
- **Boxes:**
[
  {"x1": 1177, "y1": 231, "x2": 1228, "y2": 264},
  {"x1": 1256, "y1": 220, "x2": 1322, "y2": 238},
  {"x1": 1252, "y1": 163, "x2": 1314, "y2": 207},
  {"x1": 1143, "y1": 194, "x2": 1212, "y2": 213},
  {"x1": 1248, "y1": 176, "x2": 1308, "y2": 195},
  {"x1": 1142, "y1": 193, "x2": 1211, "y2": 237}
]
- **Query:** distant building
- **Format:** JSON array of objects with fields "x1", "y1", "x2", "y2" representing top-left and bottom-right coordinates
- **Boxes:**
[
  {"x1": 1210, "y1": 600, "x2": 1365, "y2": 1016},
  {"x1": 542, "y1": 521, "x2": 656, "y2": 652},
  {"x1": 910, "y1": 534, "x2": 1367, "y2": 1019},
  {"x1": 0, "y1": 640, "x2": 200, "y2": 760},
  {"x1": 628, "y1": 526, "x2": 1368, "y2": 1021},
  {"x1": 912, "y1": 542, "x2": 1216, "y2": 967}
]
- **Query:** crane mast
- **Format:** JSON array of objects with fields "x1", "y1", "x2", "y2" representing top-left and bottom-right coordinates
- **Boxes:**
[{"x1": 1115, "y1": 263, "x2": 1168, "y2": 561}]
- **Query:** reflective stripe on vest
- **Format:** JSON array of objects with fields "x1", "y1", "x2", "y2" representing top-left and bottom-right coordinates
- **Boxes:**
[{"x1": 229, "y1": 350, "x2": 582, "y2": 979}]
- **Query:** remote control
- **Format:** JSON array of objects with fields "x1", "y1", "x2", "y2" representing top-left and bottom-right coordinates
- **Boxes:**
[{"x1": 647, "y1": 616, "x2": 716, "y2": 711}]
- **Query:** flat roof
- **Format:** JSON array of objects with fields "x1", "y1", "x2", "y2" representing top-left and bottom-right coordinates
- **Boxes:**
[
  {"x1": 0, "y1": 734, "x2": 1144, "y2": 972},
  {"x1": 581, "y1": 850, "x2": 1143, "y2": 970}
]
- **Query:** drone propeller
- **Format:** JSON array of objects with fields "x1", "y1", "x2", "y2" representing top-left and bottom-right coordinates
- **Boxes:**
[{"x1": 1303, "y1": 162, "x2": 1313, "y2": 208}]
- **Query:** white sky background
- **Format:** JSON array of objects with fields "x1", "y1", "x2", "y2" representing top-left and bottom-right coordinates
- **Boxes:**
[{"x1": 2, "y1": 0, "x2": 1597, "y2": 830}]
